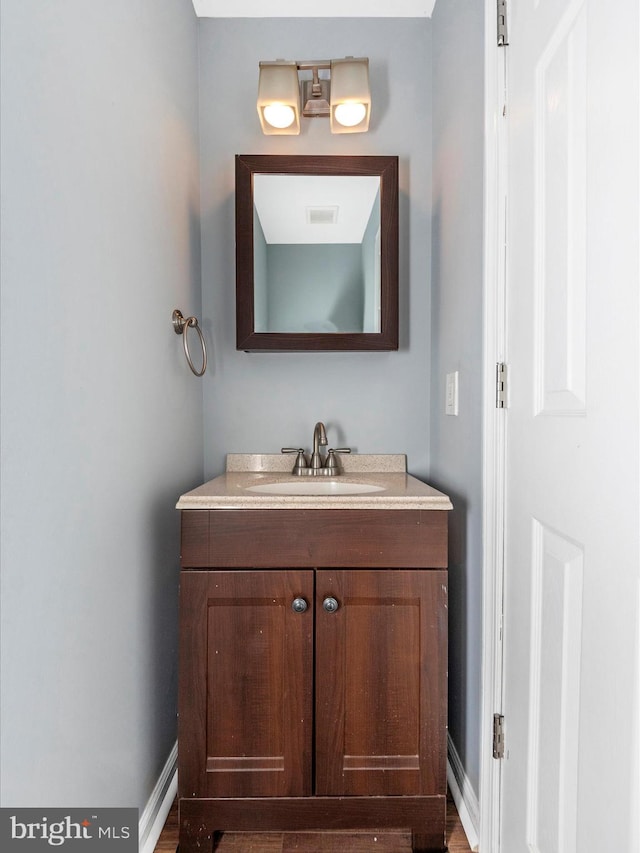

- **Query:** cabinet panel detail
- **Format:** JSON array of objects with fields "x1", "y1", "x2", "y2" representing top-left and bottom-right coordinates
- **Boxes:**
[{"x1": 206, "y1": 595, "x2": 288, "y2": 776}]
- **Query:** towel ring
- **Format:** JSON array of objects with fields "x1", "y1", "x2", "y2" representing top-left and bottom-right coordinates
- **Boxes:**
[{"x1": 172, "y1": 309, "x2": 207, "y2": 377}]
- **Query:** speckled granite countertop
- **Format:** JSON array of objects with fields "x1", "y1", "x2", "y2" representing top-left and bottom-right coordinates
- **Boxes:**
[{"x1": 176, "y1": 454, "x2": 453, "y2": 511}]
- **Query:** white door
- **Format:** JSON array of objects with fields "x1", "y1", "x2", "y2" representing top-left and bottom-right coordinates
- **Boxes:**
[{"x1": 500, "y1": 0, "x2": 640, "y2": 850}]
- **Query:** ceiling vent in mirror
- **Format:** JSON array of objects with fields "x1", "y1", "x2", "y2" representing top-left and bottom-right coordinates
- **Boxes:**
[{"x1": 306, "y1": 206, "x2": 339, "y2": 225}]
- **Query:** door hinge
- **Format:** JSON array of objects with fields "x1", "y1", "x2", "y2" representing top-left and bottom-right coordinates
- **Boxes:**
[
  {"x1": 497, "y1": 0, "x2": 509, "y2": 46},
  {"x1": 493, "y1": 713, "x2": 505, "y2": 759},
  {"x1": 496, "y1": 362, "x2": 508, "y2": 408}
]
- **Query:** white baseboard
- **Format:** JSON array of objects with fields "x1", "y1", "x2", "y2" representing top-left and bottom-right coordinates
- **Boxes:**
[
  {"x1": 139, "y1": 741, "x2": 178, "y2": 853},
  {"x1": 447, "y1": 733, "x2": 480, "y2": 852}
]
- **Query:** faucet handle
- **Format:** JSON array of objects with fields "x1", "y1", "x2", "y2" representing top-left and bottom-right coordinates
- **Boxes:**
[
  {"x1": 281, "y1": 447, "x2": 308, "y2": 475},
  {"x1": 324, "y1": 447, "x2": 351, "y2": 476}
]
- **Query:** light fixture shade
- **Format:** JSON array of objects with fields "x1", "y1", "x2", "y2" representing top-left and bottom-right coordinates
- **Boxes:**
[
  {"x1": 329, "y1": 57, "x2": 371, "y2": 134},
  {"x1": 257, "y1": 61, "x2": 300, "y2": 135}
]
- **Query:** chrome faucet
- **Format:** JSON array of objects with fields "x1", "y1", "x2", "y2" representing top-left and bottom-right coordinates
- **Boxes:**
[{"x1": 281, "y1": 422, "x2": 351, "y2": 476}]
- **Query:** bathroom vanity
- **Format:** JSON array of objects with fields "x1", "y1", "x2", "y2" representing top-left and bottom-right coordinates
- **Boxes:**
[{"x1": 176, "y1": 454, "x2": 452, "y2": 852}]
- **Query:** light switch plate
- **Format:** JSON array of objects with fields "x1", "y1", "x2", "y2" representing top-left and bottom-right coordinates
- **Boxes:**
[{"x1": 446, "y1": 371, "x2": 459, "y2": 416}]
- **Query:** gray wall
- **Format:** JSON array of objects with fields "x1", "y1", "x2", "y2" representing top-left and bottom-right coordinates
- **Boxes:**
[
  {"x1": 430, "y1": 0, "x2": 485, "y2": 796},
  {"x1": 253, "y1": 211, "x2": 269, "y2": 331},
  {"x1": 198, "y1": 18, "x2": 432, "y2": 477},
  {"x1": 0, "y1": 0, "x2": 203, "y2": 813},
  {"x1": 362, "y1": 192, "x2": 381, "y2": 332},
  {"x1": 266, "y1": 243, "x2": 363, "y2": 332}
]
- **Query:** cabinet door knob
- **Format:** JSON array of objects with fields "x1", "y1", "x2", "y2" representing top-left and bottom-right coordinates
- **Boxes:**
[
  {"x1": 291, "y1": 597, "x2": 308, "y2": 613},
  {"x1": 322, "y1": 596, "x2": 339, "y2": 613}
]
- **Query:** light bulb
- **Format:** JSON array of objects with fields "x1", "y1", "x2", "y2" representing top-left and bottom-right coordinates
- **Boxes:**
[
  {"x1": 263, "y1": 103, "x2": 296, "y2": 129},
  {"x1": 334, "y1": 102, "x2": 367, "y2": 128}
]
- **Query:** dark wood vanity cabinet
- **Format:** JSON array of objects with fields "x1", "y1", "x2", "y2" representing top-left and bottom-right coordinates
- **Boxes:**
[{"x1": 178, "y1": 509, "x2": 448, "y2": 852}]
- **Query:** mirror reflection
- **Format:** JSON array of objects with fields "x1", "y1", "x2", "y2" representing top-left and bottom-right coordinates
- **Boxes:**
[
  {"x1": 235, "y1": 154, "x2": 398, "y2": 352},
  {"x1": 253, "y1": 174, "x2": 381, "y2": 334}
]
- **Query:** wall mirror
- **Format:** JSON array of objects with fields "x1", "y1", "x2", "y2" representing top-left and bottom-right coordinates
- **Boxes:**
[{"x1": 236, "y1": 154, "x2": 398, "y2": 351}]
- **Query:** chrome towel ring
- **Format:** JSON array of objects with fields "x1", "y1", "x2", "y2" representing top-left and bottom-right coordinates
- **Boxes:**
[{"x1": 172, "y1": 309, "x2": 207, "y2": 377}]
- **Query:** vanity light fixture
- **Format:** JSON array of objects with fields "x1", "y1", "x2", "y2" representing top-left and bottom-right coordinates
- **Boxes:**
[{"x1": 257, "y1": 57, "x2": 370, "y2": 135}]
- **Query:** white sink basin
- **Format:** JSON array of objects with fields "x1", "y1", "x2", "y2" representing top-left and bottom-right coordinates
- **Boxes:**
[{"x1": 246, "y1": 480, "x2": 386, "y2": 496}]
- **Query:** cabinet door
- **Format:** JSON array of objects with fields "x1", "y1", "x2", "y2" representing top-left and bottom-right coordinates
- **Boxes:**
[
  {"x1": 179, "y1": 570, "x2": 313, "y2": 798},
  {"x1": 315, "y1": 569, "x2": 447, "y2": 797}
]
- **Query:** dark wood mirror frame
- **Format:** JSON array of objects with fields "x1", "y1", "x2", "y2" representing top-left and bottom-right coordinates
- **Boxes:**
[{"x1": 235, "y1": 154, "x2": 399, "y2": 352}]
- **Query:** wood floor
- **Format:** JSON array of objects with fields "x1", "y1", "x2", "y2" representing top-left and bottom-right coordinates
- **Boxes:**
[{"x1": 153, "y1": 792, "x2": 472, "y2": 852}]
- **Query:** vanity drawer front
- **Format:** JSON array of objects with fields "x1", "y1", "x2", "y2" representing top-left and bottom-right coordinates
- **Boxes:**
[{"x1": 180, "y1": 509, "x2": 448, "y2": 569}]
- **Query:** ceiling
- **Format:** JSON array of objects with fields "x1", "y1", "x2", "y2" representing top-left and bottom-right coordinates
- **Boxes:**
[
  {"x1": 253, "y1": 175, "x2": 380, "y2": 244},
  {"x1": 192, "y1": 1, "x2": 436, "y2": 17}
]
